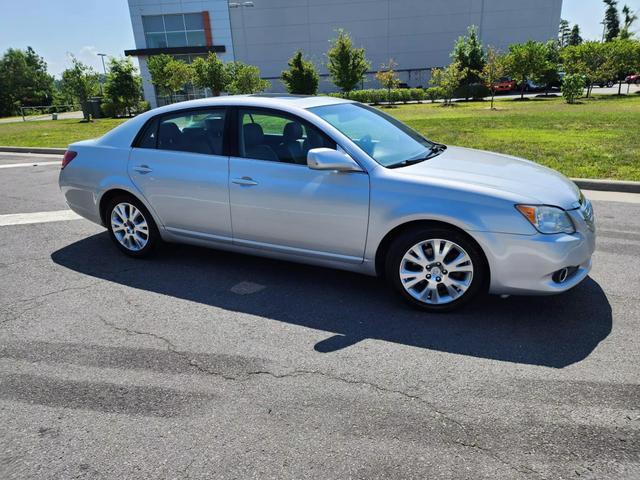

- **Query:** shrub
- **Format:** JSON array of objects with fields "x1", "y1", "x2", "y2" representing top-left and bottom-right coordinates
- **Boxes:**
[
  {"x1": 281, "y1": 50, "x2": 319, "y2": 95},
  {"x1": 327, "y1": 29, "x2": 370, "y2": 93},
  {"x1": 561, "y1": 74, "x2": 585, "y2": 104},
  {"x1": 100, "y1": 101, "x2": 118, "y2": 118},
  {"x1": 454, "y1": 83, "x2": 490, "y2": 100},
  {"x1": 135, "y1": 100, "x2": 151, "y2": 113},
  {"x1": 426, "y1": 87, "x2": 444, "y2": 102},
  {"x1": 328, "y1": 88, "x2": 424, "y2": 104}
]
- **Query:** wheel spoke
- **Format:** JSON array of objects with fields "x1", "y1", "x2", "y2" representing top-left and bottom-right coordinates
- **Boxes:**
[
  {"x1": 401, "y1": 270, "x2": 424, "y2": 289},
  {"x1": 447, "y1": 252, "x2": 472, "y2": 272},
  {"x1": 435, "y1": 240, "x2": 454, "y2": 263},
  {"x1": 407, "y1": 245, "x2": 428, "y2": 265},
  {"x1": 422, "y1": 284, "x2": 440, "y2": 304}
]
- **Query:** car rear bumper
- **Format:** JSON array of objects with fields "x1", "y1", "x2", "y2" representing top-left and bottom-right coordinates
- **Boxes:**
[{"x1": 473, "y1": 224, "x2": 596, "y2": 296}]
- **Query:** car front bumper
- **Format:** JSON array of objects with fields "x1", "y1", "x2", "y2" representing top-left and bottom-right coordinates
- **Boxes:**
[{"x1": 473, "y1": 212, "x2": 596, "y2": 295}]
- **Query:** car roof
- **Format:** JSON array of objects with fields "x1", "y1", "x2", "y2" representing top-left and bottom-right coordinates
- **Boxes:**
[{"x1": 153, "y1": 94, "x2": 351, "y2": 113}]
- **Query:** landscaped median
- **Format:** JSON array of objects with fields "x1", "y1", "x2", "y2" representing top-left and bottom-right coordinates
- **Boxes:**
[{"x1": 1, "y1": 94, "x2": 638, "y2": 185}]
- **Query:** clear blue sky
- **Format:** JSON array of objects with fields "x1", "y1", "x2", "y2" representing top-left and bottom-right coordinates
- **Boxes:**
[{"x1": 0, "y1": 0, "x2": 638, "y2": 78}]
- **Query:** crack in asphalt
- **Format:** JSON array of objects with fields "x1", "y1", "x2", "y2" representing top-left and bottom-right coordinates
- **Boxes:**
[
  {"x1": 0, "y1": 282, "x2": 100, "y2": 326},
  {"x1": 97, "y1": 315, "x2": 544, "y2": 478}
]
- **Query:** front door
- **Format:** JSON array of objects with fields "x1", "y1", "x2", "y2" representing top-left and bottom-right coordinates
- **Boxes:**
[
  {"x1": 128, "y1": 108, "x2": 232, "y2": 241},
  {"x1": 228, "y1": 108, "x2": 369, "y2": 262}
]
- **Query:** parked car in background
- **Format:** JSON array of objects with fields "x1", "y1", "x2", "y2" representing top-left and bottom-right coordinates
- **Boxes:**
[
  {"x1": 520, "y1": 79, "x2": 546, "y2": 92},
  {"x1": 59, "y1": 95, "x2": 596, "y2": 312},
  {"x1": 491, "y1": 77, "x2": 517, "y2": 93},
  {"x1": 595, "y1": 80, "x2": 615, "y2": 88},
  {"x1": 625, "y1": 74, "x2": 640, "y2": 84}
]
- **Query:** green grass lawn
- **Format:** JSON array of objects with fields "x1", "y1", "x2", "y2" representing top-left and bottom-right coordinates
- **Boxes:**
[
  {"x1": 0, "y1": 118, "x2": 126, "y2": 149},
  {"x1": 387, "y1": 94, "x2": 640, "y2": 181},
  {"x1": 0, "y1": 94, "x2": 638, "y2": 180}
]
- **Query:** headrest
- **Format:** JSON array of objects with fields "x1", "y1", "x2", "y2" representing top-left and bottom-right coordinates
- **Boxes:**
[
  {"x1": 205, "y1": 118, "x2": 224, "y2": 134},
  {"x1": 243, "y1": 123, "x2": 264, "y2": 146},
  {"x1": 283, "y1": 122, "x2": 303, "y2": 142},
  {"x1": 158, "y1": 122, "x2": 181, "y2": 144}
]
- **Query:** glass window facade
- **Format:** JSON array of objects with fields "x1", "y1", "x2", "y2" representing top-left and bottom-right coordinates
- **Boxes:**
[{"x1": 142, "y1": 13, "x2": 207, "y2": 49}]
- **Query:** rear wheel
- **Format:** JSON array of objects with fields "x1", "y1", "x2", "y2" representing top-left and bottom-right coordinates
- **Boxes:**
[
  {"x1": 385, "y1": 227, "x2": 486, "y2": 312},
  {"x1": 106, "y1": 195, "x2": 159, "y2": 258}
]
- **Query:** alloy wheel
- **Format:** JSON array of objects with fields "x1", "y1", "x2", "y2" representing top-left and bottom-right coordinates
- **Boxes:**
[
  {"x1": 399, "y1": 239, "x2": 474, "y2": 305},
  {"x1": 110, "y1": 202, "x2": 150, "y2": 252}
]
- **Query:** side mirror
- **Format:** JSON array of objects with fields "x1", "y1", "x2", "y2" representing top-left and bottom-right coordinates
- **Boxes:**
[{"x1": 307, "y1": 148, "x2": 362, "y2": 172}]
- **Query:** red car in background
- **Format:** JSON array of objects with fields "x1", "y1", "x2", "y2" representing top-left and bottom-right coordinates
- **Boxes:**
[
  {"x1": 625, "y1": 74, "x2": 640, "y2": 84},
  {"x1": 491, "y1": 77, "x2": 517, "y2": 93}
]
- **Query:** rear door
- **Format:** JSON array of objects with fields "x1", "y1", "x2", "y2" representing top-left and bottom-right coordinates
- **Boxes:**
[{"x1": 128, "y1": 108, "x2": 232, "y2": 241}]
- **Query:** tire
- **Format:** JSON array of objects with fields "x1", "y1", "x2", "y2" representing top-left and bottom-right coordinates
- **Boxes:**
[
  {"x1": 385, "y1": 227, "x2": 487, "y2": 312},
  {"x1": 105, "y1": 194, "x2": 160, "y2": 258}
]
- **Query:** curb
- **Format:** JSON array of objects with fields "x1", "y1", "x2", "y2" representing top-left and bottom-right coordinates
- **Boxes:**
[
  {"x1": 1, "y1": 146, "x2": 638, "y2": 194},
  {"x1": 0, "y1": 146, "x2": 66, "y2": 155},
  {"x1": 572, "y1": 178, "x2": 640, "y2": 194}
]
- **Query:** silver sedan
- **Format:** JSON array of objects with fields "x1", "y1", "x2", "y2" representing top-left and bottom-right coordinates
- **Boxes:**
[{"x1": 59, "y1": 95, "x2": 595, "y2": 311}]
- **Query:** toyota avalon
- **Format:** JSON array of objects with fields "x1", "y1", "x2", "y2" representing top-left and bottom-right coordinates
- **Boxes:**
[{"x1": 59, "y1": 95, "x2": 596, "y2": 311}]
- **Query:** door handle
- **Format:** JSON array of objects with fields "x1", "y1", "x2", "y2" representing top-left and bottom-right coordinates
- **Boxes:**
[
  {"x1": 134, "y1": 164, "x2": 153, "y2": 174},
  {"x1": 232, "y1": 176, "x2": 258, "y2": 186}
]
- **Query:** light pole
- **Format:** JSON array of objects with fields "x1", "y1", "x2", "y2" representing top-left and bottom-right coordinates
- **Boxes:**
[
  {"x1": 228, "y1": 2, "x2": 254, "y2": 60},
  {"x1": 97, "y1": 53, "x2": 108, "y2": 96}
]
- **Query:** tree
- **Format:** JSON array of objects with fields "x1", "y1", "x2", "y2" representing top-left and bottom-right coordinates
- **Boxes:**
[
  {"x1": 539, "y1": 40, "x2": 562, "y2": 96},
  {"x1": 166, "y1": 59, "x2": 193, "y2": 100},
  {"x1": 561, "y1": 74, "x2": 585, "y2": 104},
  {"x1": 506, "y1": 40, "x2": 548, "y2": 99},
  {"x1": 450, "y1": 25, "x2": 486, "y2": 99},
  {"x1": 620, "y1": 5, "x2": 638, "y2": 40},
  {"x1": 562, "y1": 41, "x2": 613, "y2": 97},
  {"x1": 430, "y1": 61, "x2": 465, "y2": 106},
  {"x1": 326, "y1": 29, "x2": 370, "y2": 93},
  {"x1": 147, "y1": 54, "x2": 174, "y2": 100},
  {"x1": 227, "y1": 62, "x2": 270, "y2": 94},
  {"x1": 558, "y1": 19, "x2": 571, "y2": 48},
  {"x1": 375, "y1": 58, "x2": 400, "y2": 104},
  {"x1": 568, "y1": 25, "x2": 583, "y2": 46},
  {"x1": 281, "y1": 50, "x2": 319, "y2": 95},
  {"x1": 606, "y1": 39, "x2": 638, "y2": 93},
  {"x1": 60, "y1": 56, "x2": 100, "y2": 120},
  {"x1": 480, "y1": 46, "x2": 507, "y2": 109},
  {"x1": 603, "y1": 0, "x2": 621, "y2": 41},
  {"x1": 0, "y1": 47, "x2": 55, "y2": 116},
  {"x1": 191, "y1": 52, "x2": 230, "y2": 96},
  {"x1": 104, "y1": 57, "x2": 141, "y2": 116}
]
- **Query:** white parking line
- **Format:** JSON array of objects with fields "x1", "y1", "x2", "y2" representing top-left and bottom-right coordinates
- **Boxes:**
[
  {"x1": 0, "y1": 210, "x2": 81, "y2": 226},
  {"x1": 0, "y1": 161, "x2": 60, "y2": 169}
]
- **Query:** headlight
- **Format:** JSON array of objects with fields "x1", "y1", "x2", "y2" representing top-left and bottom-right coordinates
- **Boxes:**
[{"x1": 515, "y1": 205, "x2": 575, "y2": 234}]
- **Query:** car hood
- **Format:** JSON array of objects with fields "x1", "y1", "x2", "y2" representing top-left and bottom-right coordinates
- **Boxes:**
[{"x1": 398, "y1": 146, "x2": 581, "y2": 209}]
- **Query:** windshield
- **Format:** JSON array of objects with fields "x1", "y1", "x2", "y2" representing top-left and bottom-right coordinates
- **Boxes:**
[{"x1": 308, "y1": 103, "x2": 435, "y2": 167}]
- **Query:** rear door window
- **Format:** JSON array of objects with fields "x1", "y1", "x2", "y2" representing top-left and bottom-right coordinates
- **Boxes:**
[{"x1": 148, "y1": 109, "x2": 227, "y2": 155}]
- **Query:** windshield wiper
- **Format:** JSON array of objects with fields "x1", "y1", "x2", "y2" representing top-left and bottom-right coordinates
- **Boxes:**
[{"x1": 387, "y1": 143, "x2": 447, "y2": 169}]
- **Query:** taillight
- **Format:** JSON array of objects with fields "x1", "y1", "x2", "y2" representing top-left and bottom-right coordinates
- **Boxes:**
[{"x1": 61, "y1": 150, "x2": 77, "y2": 169}]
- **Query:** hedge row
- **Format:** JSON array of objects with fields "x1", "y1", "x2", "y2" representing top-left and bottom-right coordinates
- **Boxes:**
[
  {"x1": 328, "y1": 88, "x2": 428, "y2": 104},
  {"x1": 327, "y1": 85, "x2": 492, "y2": 104}
]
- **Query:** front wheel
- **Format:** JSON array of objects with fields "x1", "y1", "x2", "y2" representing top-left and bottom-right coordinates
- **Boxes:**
[{"x1": 385, "y1": 227, "x2": 487, "y2": 312}]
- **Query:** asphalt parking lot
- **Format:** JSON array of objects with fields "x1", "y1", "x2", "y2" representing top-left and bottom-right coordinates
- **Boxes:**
[{"x1": 0, "y1": 152, "x2": 639, "y2": 479}]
